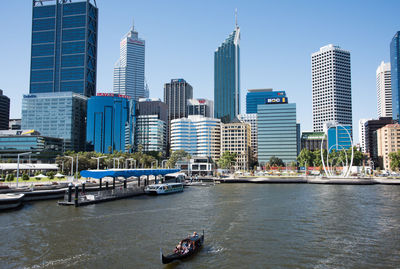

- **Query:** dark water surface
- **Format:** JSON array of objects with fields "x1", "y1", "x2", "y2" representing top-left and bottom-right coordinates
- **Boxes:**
[{"x1": 1, "y1": 184, "x2": 400, "y2": 268}]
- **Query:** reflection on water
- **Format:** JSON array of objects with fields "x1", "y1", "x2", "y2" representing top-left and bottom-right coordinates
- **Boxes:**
[{"x1": 1, "y1": 184, "x2": 400, "y2": 268}]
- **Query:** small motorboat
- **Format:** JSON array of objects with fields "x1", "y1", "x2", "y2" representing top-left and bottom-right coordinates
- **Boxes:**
[{"x1": 161, "y1": 231, "x2": 204, "y2": 264}]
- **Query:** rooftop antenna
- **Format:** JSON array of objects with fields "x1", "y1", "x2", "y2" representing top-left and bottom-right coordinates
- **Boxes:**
[
  {"x1": 131, "y1": 17, "x2": 135, "y2": 31},
  {"x1": 235, "y1": 8, "x2": 238, "y2": 28}
]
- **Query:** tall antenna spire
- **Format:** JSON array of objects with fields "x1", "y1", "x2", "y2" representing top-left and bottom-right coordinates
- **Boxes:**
[
  {"x1": 131, "y1": 17, "x2": 135, "y2": 31},
  {"x1": 235, "y1": 8, "x2": 238, "y2": 28}
]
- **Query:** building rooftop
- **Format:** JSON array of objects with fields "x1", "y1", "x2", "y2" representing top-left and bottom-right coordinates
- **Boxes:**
[
  {"x1": 301, "y1": 132, "x2": 326, "y2": 140},
  {"x1": 247, "y1": 88, "x2": 273, "y2": 93}
]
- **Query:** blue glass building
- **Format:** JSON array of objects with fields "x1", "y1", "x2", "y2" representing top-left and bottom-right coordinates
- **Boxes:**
[
  {"x1": 391, "y1": 31, "x2": 400, "y2": 121},
  {"x1": 214, "y1": 23, "x2": 240, "y2": 123},
  {"x1": 326, "y1": 124, "x2": 352, "y2": 151},
  {"x1": 86, "y1": 94, "x2": 135, "y2": 154},
  {"x1": 246, "y1": 89, "x2": 287, "y2": 114},
  {"x1": 30, "y1": 0, "x2": 98, "y2": 97},
  {"x1": 257, "y1": 103, "x2": 298, "y2": 164}
]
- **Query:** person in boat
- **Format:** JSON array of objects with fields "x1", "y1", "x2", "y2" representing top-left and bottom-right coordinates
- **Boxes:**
[
  {"x1": 192, "y1": 232, "x2": 198, "y2": 238},
  {"x1": 174, "y1": 242, "x2": 182, "y2": 254}
]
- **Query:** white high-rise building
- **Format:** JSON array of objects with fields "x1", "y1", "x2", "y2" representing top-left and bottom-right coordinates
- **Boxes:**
[
  {"x1": 376, "y1": 61, "x2": 392, "y2": 118},
  {"x1": 358, "y1": 118, "x2": 372, "y2": 153},
  {"x1": 113, "y1": 22, "x2": 146, "y2": 100},
  {"x1": 311, "y1": 44, "x2": 352, "y2": 132}
]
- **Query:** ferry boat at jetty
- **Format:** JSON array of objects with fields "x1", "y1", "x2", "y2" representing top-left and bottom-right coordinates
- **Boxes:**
[{"x1": 144, "y1": 183, "x2": 184, "y2": 195}]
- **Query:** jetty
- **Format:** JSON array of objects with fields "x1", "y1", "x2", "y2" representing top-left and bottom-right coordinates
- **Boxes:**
[{"x1": 58, "y1": 168, "x2": 180, "y2": 207}]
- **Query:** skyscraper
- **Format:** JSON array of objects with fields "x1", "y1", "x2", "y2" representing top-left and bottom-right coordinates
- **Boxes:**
[
  {"x1": 0, "y1": 90, "x2": 10, "y2": 130},
  {"x1": 113, "y1": 21, "x2": 145, "y2": 100},
  {"x1": 30, "y1": 0, "x2": 98, "y2": 97},
  {"x1": 311, "y1": 44, "x2": 352, "y2": 132},
  {"x1": 214, "y1": 12, "x2": 240, "y2": 123},
  {"x1": 376, "y1": 61, "x2": 392, "y2": 118},
  {"x1": 164, "y1": 79, "x2": 193, "y2": 122},
  {"x1": 390, "y1": 31, "x2": 400, "y2": 121}
]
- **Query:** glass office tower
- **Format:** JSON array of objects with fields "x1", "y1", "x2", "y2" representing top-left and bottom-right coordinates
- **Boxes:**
[
  {"x1": 246, "y1": 89, "x2": 287, "y2": 114},
  {"x1": 86, "y1": 94, "x2": 135, "y2": 154},
  {"x1": 391, "y1": 32, "x2": 400, "y2": 121},
  {"x1": 21, "y1": 92, "x2": 88, "y2": 152},
  {"x1": 257, "y1": 103, "x2": 298, "y2": 164},
  {"x1": 214, "y1": 20, "x2": 240, "y2": 123},
  {"x1": 30, "y1": 0, "x2": 98, "y2": 97}
]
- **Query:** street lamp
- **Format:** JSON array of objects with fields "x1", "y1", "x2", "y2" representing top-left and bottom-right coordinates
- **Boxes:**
[
  {"x1": 65, "y1": 156, "x2": 74, "y2": 177},
  {"x1": 16, "y1": 152, "x2": 31, "y2": 188},
  {"x1": 151, "y1": 160, "x2": 158, "y2": 168},
  {"x1": 112, "y1": 157, "x2": 124, "y2": 169},
  {"x1": 92, "y1": 156, "x2": 106, "y2": 170},
  {"x1": 126, "y1": 158, "x2": 134, "y2": 169},
  {"x1": 162, "y1": 159, "x2": 168, "y2": 168}
]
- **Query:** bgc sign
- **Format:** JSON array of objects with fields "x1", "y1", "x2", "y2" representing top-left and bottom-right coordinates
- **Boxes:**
[{"x1": 266, "y1": 97, "x2": 288, "y2": 104}]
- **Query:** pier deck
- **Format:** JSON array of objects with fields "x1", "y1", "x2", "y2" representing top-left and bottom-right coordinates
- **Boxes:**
[{"x1": 58, "y1": 186, "x2": 144, "y2": 207}]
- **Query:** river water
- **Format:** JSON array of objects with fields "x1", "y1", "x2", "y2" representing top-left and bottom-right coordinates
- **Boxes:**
[{"x1": 1, "y1": 184, "x2": 400, "y2": 268}]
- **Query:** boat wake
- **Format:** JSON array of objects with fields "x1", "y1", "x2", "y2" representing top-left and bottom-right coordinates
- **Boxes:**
[
  {"x1": 24, "y1": 253, "x2": 94, "y2": 269},
  {"x1": 205, "y1": 245, "x2": 225, "y2": 254}
]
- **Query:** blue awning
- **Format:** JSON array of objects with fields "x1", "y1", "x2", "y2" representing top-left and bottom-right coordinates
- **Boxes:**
[{"x1": 80, "y1": 168, "x2": 181, "y2": 179}]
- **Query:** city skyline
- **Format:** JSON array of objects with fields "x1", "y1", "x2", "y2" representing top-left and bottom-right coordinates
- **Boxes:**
[{"x1": 1, "y1": 1, "x2": 400, "y2": 143}]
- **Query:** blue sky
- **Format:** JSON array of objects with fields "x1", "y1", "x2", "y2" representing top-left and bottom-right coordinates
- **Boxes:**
[{"x1": 1, "y1": 0, "x2": 400, "y2": 143}]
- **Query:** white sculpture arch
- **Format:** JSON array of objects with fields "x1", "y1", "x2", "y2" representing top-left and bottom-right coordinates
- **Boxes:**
[{"x1": 320, "y1": 123, "x2": 354, "y2": 178}]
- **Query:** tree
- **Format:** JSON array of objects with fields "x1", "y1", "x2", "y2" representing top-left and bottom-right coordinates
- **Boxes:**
[
  {"x1": 389, "y1": 150, "x2": 400, "y2": 171},
  {"x1": 297, "y1": 149, "x2": 314, "y2": 167},
  {"x1": 268, "y1": 156, "x2": 284, "y2": 167},
  {"x1": 217, "y1": 151, "x2": 237, "y2": 169},
  {"x1": 166, "y1": 150, "x2": 191, "y2": 168}
]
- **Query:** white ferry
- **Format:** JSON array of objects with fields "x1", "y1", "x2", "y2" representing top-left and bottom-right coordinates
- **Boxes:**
[{"x1": 144, "y1": 183, "x2": 184, "y2": 195}]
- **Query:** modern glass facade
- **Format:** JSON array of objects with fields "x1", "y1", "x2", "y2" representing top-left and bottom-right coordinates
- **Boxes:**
[
  {"x1": 257, "y1": 103, "x2": 298, "y2": 164},
  {"x1": 0, "y1": 133, "x2": 63, "y2": 163},
  {"x1": 246, "y1": 89, "x2": 287, "y2": 114},
  {"x1": 21, "y1": 92, "x2": 87, "y2": 152},
  {"x1": 136, "y1": 115, "x2": 167, "y2": 153},
  {"x1": 214, "y1": 25, "x2": 240, "y2": 123},
  {"x1": 0, "y1": 90, "x2": 10, "y2": 130},
  {"x1": 86, "y1": 94, "x2": 135, "y2": 154},
  {"x1": 326, "y1": 124, "x2": 352, "y2": 151},
  {"x1": 391, "y1": 32, "x2": 400, "y2": 121},
  {"x1": 30, "y1": 0, "x2": 98, "y2": 97}
]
